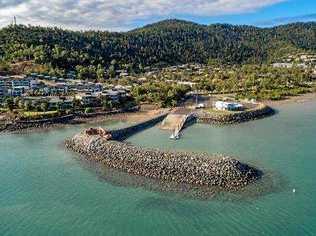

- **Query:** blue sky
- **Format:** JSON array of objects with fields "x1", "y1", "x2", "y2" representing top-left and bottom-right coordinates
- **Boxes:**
[
  {"x1": 194, "y1": 0, "x2": 316, "y2": 26},
  {"x1": 0, "y1": 0, "x2": 315, "y2": 31}
]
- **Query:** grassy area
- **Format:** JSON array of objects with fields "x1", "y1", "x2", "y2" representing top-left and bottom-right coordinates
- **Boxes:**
[{"x1": 20, "y1": 111, "x2": 59, "y2": 120}]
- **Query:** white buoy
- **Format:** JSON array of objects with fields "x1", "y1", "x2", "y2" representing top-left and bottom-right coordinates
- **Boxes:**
[{"x1": 292, "y1": 188, "x2": 296, "y2": 193}]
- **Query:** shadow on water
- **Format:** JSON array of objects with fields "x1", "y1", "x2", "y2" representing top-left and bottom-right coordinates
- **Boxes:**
[
  {"x1": 133, "y1": 196, "x2": 208, "y2": 219},
  {"x1": 64, "y1": 146, "x2": 289, "y2": 202}
]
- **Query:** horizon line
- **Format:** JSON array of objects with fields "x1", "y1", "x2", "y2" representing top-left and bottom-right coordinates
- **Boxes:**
[{"x1": 1, "y1": 18, "x2": 316, "y2": 33}]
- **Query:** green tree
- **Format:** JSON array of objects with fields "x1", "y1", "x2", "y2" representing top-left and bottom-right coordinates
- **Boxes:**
[
  {"x1": 109, "y1": 65, "x2": 116, "y2": 78},
  {"x1": 96, "y1": 64, "x2": 105, "y2": 82},
  {"x1": 24, "y1": 100, "x2": 32, "y2": 111},
  {"x1": 85, "y1": 107, "x2": 94, "y2": 114},
  {"x1": 40, "y1": 102, "x2": 48, "y2": 112},
  {"x1": 102, "y1": 99, "x2": 112, "y2": 111},
  {"x1": 4, "y1": 98, "x2": 14, "y2": 111}
]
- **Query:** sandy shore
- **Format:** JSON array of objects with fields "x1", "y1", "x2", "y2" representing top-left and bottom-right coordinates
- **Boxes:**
[
  {"x1": 75, "y1": 108, "x2": 169, "y2": 124},
  {"x1": 264, "y1": 93, "x2": 316, "y2": 107},
  {"x1": 0, "y1": 108, "x2": 169, "y2": 134}
]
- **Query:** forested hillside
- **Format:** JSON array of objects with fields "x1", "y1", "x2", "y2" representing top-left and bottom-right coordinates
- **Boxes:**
[{"x1": 0, "y1": 19, "x2": 316, "y2": 73}]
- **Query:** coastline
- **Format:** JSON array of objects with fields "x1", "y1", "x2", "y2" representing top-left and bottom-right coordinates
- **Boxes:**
[
  {"x1": 264, "y1": 92, "x2": 316, "y2": 107},
  {"x1": 0, "y1": 108, "x2": 168, "y2": 134},
  {"x1": 1, "y1": 93, "x2": 316, "y2": 134}
]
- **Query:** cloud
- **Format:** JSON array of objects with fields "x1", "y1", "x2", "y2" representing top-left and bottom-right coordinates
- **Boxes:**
[
  {"x1": 258, "y1": 13, "x2": 316, "y2": 26},
  {"x1": 0, "y1": 0, "x2": 25, "y2": 8},
  {"x1": 0, "y1": 0, "x2": 286, "y2": 31}
]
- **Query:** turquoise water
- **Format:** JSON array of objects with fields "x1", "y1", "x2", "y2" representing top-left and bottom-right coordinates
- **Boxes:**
[{"x1": 1, "y1": 102, "x2": 316, "y2": 235}]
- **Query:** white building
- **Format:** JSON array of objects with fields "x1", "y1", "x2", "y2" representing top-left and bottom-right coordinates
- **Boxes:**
[
  {"x1": 272, "y1": 63, "x2": 293, "y2": 69},
  {"x1": 215, "y1": 101, "x2": 243, "y2": 111},
  {"x1": 177, "y1": 81, "x2": 197, "y2": 88}
]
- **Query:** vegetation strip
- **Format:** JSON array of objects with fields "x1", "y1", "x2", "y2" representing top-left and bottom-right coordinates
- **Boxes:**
[{"x1": 0, "y1": 106, "x2": 139, "y2": 133}]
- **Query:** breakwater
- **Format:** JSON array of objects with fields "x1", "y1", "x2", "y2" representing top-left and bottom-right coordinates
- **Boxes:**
[
  {"x1": 65, "y1": 130, "x2": 262, "y2": 190},
  {"x1": 197, "y1": 104, "x2": 274, "y2": 125}
]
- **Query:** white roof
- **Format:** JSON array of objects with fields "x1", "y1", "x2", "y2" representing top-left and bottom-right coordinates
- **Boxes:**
[{"x1": 215, "y1": 101, "x2": 243, "y2": 107}]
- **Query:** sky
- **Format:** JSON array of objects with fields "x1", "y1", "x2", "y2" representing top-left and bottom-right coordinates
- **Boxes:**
[{"x1": 0, "y1": 0, "x2": 315, "y2": 31}]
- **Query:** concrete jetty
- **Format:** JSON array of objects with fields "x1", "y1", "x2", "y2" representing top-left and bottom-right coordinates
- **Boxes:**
[{"x1": 161, "y1": 112, "x2": 197, "y2": 138}]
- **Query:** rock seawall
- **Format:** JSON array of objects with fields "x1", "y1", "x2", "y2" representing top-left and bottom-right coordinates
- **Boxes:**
[
  {"x1": 198, "y1": 104, "x2": 274, "y2": 124},
  {"x1": 75, "y1": 106, "x2": 140, "y2": 118},
  {"x1": 0, "y1": 106, "x2": 141, "y2": 133},
  {"x1": 65, "y1": 130, "x2": 262, "y2": 191},
  {"x1": 0, "y1": 114, "x2": 75, "y2": 132}
]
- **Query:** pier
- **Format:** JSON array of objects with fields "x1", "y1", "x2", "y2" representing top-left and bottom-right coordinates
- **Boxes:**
[{"x1": 161, "y1": 111, "x2": 197, "y2": 139}]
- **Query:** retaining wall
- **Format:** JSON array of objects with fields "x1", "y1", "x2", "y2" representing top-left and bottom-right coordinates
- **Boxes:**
[
  {"x1": 75, "y1": 106, "x2": 140, "y2": 118},
  {"x1": 16, "y1": 114, "x2": 75, "y2": 124},
  {"x1": 1, "y1": 114, "x2": 75, "y2": 132},
  {"x1": 109, "y1": 112, "x2": 169, "y2": 141},
  {"x1": 197, "y1": 104, "x2": 274, "y2": 125}
]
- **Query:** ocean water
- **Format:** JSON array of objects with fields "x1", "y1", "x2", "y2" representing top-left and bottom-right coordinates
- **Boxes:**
[{"x1": 1, "y1": 102, "x2": 316, "y2": 236}]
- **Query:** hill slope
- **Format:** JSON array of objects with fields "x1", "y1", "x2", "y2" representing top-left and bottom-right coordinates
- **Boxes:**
[{"x1": 0, "y1": 19, "x2": 316, "y2": 71}]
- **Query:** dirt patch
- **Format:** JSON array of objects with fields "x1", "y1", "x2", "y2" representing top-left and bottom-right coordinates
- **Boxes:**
[{"x1": 115, "y1": 109, "x2": 169, "y2": 123}]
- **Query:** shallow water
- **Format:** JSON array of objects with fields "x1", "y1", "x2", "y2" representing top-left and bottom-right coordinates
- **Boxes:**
[{"x1": 1, "y1": 102, "x2": 316, "y2": 235}]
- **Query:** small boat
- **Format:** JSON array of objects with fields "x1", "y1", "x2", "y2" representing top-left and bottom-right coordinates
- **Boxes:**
[{"x1": 170, "y1": 132, "x2": 180, "y2": 140}]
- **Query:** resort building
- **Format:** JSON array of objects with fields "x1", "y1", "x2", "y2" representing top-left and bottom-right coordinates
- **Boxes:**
[
  {"x1": 94, "y1": 88, "x2": 129, "y2": 103},
  {"x1": 0, "y1": 87, "x2": 7, "y2": 97},
  {"x1": 75, "y1": 94, "x2": 99, "y2": 107},
  {"x1": 272, "y1": 63, "x2": 293, "y2": 68},
  {"x1": 48, "y1": 97, "x2": 74, "y2": 110},
  {"x1": 0, "y1": 75, "x2": 40, "y2": 97},
  {"x1": 102, "y1": 90, "x2": 121, "y2": 102},
  {"x1": 8, "y1": 86, "x2": 28, "y2": 96},
  {"x1": 30, "y1": 80, "x2": 41, "y2": 90},
  {"x1": 177, "y1": 81, "x2": 197, "y2": 88},
  {"x1": 12, "y1": 77, "x2": 36, "y2": 88}
]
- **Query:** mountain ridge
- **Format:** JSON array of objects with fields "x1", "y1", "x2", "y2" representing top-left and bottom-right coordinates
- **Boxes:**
[{"x1": 0, "y1": 19, "x2": 316, "y2": 71}]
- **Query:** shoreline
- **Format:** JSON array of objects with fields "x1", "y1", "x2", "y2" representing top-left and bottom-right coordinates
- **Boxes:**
[
  {"x1": 264, "y1": 92, "x2": 316, "y2": 107},
  {"x1": 1, "y1": 93, "x2": 316, "y2": 134},
  {"x1": 0, "y1": 108, "x2": 168, "y2": 134}
]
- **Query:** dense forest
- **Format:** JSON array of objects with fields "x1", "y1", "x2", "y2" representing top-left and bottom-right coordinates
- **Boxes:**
[{"x1": 0, "y1": 19, "x2": 316, "y2": 75}]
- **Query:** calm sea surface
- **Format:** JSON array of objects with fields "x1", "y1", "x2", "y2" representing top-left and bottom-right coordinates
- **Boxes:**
[{"x1": 1, "y1": 101, "x2": 316, "y2": 236}]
